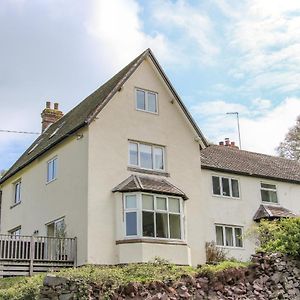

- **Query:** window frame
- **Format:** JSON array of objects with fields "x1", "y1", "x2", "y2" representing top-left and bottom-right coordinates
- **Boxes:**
[
  {"x1": 128, "y1": 141, "x2": 166, "y2": 172},
  {"x1": 260, "y1": 182, "x2": 279, "y2": 204},
  {"x1": 47, "y1": 157, "x2": 58, "y2": 183},
  {"x1": 215, "y1": 224, "x2": 244, "y2": 249},
  {"x1": 211, "y1": 175, "x2": 240, "y2": 199},
  {"x1": 123, "y1": 192, "x2": 184, "y2": 241},
  {"x1": 13, "y1": 179, "x2": 22, "y2": 205},
  {"x1": 135, "y1": 88, "x2": 158, "y2": 114},
  {"x1": 9, "y1": 226, "x2": 21, "y2": 236}
]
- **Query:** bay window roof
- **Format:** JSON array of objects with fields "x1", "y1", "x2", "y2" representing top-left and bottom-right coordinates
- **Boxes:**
[
  {"x1": 253, "y1": 204, "x2": 296, "y2": 221},
  {"x1": 112, "y1": 175, "x2": 188, "y2": 200}
]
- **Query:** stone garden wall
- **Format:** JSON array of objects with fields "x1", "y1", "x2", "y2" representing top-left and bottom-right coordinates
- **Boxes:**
[{"x1": 40, "y1": 252, "x2": 300, "y2": 300}]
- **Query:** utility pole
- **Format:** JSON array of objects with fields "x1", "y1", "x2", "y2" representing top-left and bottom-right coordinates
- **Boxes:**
[{"x1": 226, "y1": 112, "x2": 242, "y2": 149}]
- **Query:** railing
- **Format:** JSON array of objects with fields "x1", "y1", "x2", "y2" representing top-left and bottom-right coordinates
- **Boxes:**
[{"x1": 0, "y1": 234, "x2": 76, "y2": 263}]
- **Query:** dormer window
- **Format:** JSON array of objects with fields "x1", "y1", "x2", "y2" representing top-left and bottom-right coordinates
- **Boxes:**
[{"x1": 136, "y1": 89, "x2": 158, "y2": 113}]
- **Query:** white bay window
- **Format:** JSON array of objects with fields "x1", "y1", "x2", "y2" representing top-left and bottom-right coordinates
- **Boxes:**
[
  {"x1": 129, "y1": 142, "x2": 165, "y2": 171},
  {"x1": 124, "y1": 193, "x2": 183, "y2": 240}
]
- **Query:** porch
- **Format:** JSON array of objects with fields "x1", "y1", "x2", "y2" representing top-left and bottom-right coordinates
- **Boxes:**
[{"x1": 0, "y1": 234, "x2": 77, "y2": 277}]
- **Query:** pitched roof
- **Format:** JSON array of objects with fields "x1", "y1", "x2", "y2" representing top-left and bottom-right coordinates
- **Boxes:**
[
  {"x1": 1, "y1": 49, "x2": 207, "y2": 184},
  {"x1": 253, "y1": 204, "x2": 297, "y2": 221},
  {"x1": 112, "y1": 175, "x2": 188, "y2": 200},
  {"x1": 200, "y1": 145, "x2": 300, "y2": 184}
]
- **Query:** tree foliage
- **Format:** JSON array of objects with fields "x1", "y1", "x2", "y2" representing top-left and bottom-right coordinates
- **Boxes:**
[
  {"x1": 277, "y1": 115, "x2": 300, "y2": 161},
  {"x1": 256, "y1": 218, "x2": 300, "y2": 256}
]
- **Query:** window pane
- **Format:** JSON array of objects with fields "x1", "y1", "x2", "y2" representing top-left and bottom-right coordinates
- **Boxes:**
[
  {"x1": 222, "y1": 178, "x2": 230, "y2": 196},
  {"x1": 140, "y1": 144, "x2": 153, "y2": 169},
  {"x1": 47, "y1": 161, "x2": 53, "y2": 181},
  {"x1": 261, "y1": 183, "x2": 276, "y2": 190},
  {"x1": 234, "y1": 227, "x2": 243, "y2": 248},
  {"x1": 154, "y1": 147, "x2": 164, "y2": 170},
  {"x1": 156, "y1": 213, "x2": 168, "y2": 238},
  {"x1": 261, "y1": 190, "x2": 278, "y2": 203},
  {"x1": 142, "y1": 194, "x2": 154, "y2": 210},
  {"x1": 225, "y1": 227, "x2": 233, "y2": 246},
  {"x1": 147, "y1": 92, "x2": 157, "y2": 113},
  {"x1": 142, "y1": 211, "x2": 155, "y2": 237},
  {"x1": 126, "y1": 212, "x2": 137, "y2": 236},
  {"x1": 136, "y1": 90, "x2": 146, "y2": 110},
  {"x1": 231, "y1": 179, "x2": 239, "y2": 198},
  {"x1": 129, "y1": 143, "x2": 138, "y2": 165},
  {"x1": 216, "y1": 226, "x2": 224, "y2": 246},
  {"x1": 212, "y1": 176, "x2": 221, "y2": 195},
  {"x1": 53, "y1": 158, "x2": 57, "y2": 179},
  {"x1": 15, "y1": 182, "x2": 21, "y2": 203},
  {"x1": 169, "y1": 214, "x2": 181, "y2": 239},
  {"x1": 157, "y1": 197, "x2": 167, "y2": 210},
  {"x1": 169, "y1": 198, "x2": 180, "y2": 213},
  {"x1": 125, "y1": 195, "x2": 137, "y2": 209}
]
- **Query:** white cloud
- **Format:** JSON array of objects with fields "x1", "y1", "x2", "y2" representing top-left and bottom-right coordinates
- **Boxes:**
[
  {"x1": 223, "y1": 0, "x2": 300, "y2": 93},
  {"x1": 193, "y1": 97, "x2": 300, "y2": 155}
]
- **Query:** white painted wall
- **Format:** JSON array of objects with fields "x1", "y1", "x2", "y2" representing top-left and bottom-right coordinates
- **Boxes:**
[
  {"x1": 201, "y1": 168, "x2": 300, "y2": 261},
  {"x1": 0, "y1": 128, "x2": 89, "y2": 266}
]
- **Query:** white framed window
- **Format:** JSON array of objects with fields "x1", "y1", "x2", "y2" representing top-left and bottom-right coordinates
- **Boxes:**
[
  {"x1": 212, "y1": 175, "x2": 240, "y2": 198},
  {"x1": 13, "y1": 180, "x2": 21, "y2": 204},
  {"x1": 215, "y1": 224, "x2": 243, "y2": 248},
  {"x1": 46, "y1": 218, "x2": 65, "y2": 237},
  {"x1": 129, "y1": 141, "x2": 165, "y2": 171},
  {"x1": 47, "y1": 157, "x2": 57, "y2": 183},
  {"x1": 136, "y1": 88, "x2": 158, "y2": 113},
  {"x1": 260, "y1": 183, "x2": 278, "y2": 203},
  {"x1": 9, "y1": 226, "x2": 21, "y2": 236},
  {"x1": 124, "y1": 193, "x2": 183, "y2": 240}
]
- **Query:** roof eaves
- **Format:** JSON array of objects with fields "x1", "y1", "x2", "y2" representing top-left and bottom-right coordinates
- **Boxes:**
[
  {"x1": 200, "y1": 164, "x2": 300, "y2": 185},
  {"x1": 147, "y1": 49, "x2": 208, "y2": 149},
  {"x1": 86, "y1": 49, "x2": 150, "y2": 125},
  {"x1": 0, "y1": 122, "x2": 87, "y2": 185}
]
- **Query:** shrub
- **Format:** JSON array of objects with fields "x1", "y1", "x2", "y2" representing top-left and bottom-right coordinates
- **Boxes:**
[
  {"x1": 205, "y1": 241, "x2": 227, "y2": 263},
  {"x1": 256, "y1": 217, "x2": 300, "y2": 256}
]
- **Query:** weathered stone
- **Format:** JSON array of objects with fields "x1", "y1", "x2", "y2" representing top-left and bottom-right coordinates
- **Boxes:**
[{"x1": 44, "y1": 275, "x2": 69, "y2": 287}]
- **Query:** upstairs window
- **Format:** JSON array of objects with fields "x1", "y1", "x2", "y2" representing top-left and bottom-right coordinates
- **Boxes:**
[
  {"x1": 261, "y1": 183, "x2": 278, "y2": 203},
  {"x1": 212, "y1": 175, "x2": 239, "y2": 198},
  {"x1": 47, "y1": 157, "x2": 57, "y2": 183},
  {"x1": 215, "y1": 224, "x2": 243, "y2": 248},
  {"x1": 136, "y1": 89, "x2": 158, "y2": 113},
  {"x1": 14, "y1": 180, "x2": 21, "y2": 204},
  {"x1": 129, "y1": 142, "x2": 165, "y2": 171}
]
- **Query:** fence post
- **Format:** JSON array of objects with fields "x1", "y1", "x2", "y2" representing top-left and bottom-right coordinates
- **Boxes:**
[{"x1": 29, "y1": 235, "x2": 35, "y2": 276}]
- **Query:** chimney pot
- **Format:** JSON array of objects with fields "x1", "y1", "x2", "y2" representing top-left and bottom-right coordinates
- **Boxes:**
[
  {"x1": 231, "y1": 141, "x2": 235, "y2": 146},
  {"x1": 219, "y1": 141, "x2": 224, "y2": 146},
  {"x1": 41, "y1": 101, "x2": 63, "y2": 132},
  {"x1": 225, "y1": 138, "x2": 230, "y2": 146}
]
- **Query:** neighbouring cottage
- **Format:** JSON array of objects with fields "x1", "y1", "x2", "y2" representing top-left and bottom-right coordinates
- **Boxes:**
[{"x1": 0, "y1": 49, "x2": 299, "y2": 272}]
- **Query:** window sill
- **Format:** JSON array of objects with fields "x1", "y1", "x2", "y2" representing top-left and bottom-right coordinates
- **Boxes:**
[
  {"x1": 10, "y1": 202, "x2": 21, "y2": 209},
  {"x1": 116, "y1": 238, "x2": 187, "y2": 246},
  {"x1": 261, "y1": 201, "x2": 279, "y2": 206},
  {"x1": 212, "y1": 194, "x2": 241, "y2": 200},
  {"x1": 46, "y1": 178, "x2": 57, "y2": 185},
  {"x1": 217, "y1": 245, "x2": 245, "y2": 250},
  {"x1": 127, "y1": 167, "x2": 170, "y2": 177}
]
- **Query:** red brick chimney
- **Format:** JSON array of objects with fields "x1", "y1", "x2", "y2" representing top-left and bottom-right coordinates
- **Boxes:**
[
  {"x1": 219, "y1": 138, "x2": 239, "y2": 149},
  {"x1": 41, "y1": 102, "x2": 63, "y2": 132}
]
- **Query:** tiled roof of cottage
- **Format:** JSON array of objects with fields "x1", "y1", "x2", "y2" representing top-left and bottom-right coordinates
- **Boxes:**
[
  {"x1": 0, "y1": 49, "x2": 207, "y2": 184},
  {"x1": 253, "y1": 204, "x2": 297, "y2": 221},
  {"x1": 200, "y1": 145, "x2": 300, "y2": 184},
  {"x1": 112, "y1": 175, "x2": 188, "y2": 200}
]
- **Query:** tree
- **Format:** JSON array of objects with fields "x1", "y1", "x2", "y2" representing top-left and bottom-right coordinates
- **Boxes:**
[{"x1": 277, "y1": 115, "x2": 300, "y2": 161}]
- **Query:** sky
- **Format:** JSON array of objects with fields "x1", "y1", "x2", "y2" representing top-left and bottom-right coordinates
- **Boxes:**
[{"x1": 1, "y1": 0, "x2": 300, "y2": 170}]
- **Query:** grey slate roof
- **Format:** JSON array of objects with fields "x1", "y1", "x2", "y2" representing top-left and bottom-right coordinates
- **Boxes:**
[
  {"x1": 201, "y1": 145, "x2": 300, "y2": 184},
  {"x1": 1, "y1": 49, "x2": 207, "y2": 184},
  {"x1": 253, "y1": 204, "x2": 296, "y2": 221},
  {"x1": 112, "y1": 175, "x2": 188, "y2": 200}
]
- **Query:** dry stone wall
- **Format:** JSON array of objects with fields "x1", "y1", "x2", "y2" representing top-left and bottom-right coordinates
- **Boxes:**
[{"x1": 40, "y1": 253, "x2": 300, "y2": 300}]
